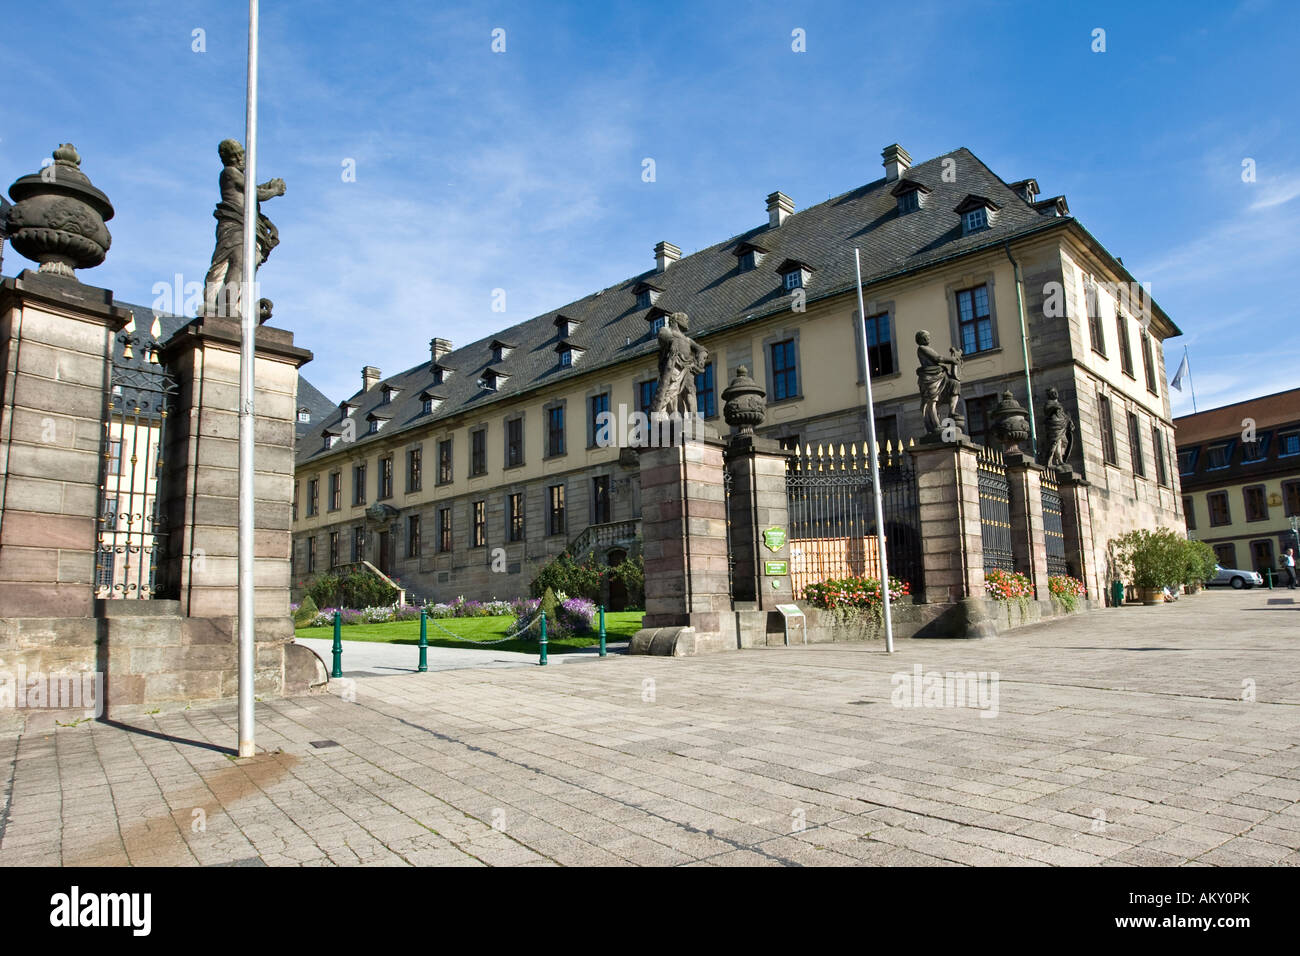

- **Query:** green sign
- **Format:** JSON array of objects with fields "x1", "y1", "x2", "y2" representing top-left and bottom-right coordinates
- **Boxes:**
[
  {"x1": 764, "y1": 560, "x2": 788, "y2": 576},
  {"x1": 763, "y1": 527, "x2": 786, "y2": 552}
]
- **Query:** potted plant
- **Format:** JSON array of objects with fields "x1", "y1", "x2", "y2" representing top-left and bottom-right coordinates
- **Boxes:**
[
  {"x1": 1180, "y1": 539, "x2": 1216, "y2": 595},
  {"x1": 1112, "y1": 528, "x2": 1184, "y2": 605}
]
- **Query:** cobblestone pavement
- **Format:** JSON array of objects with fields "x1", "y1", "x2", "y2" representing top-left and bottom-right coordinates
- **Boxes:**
[{"x1": 1, "y1": 589, "x2": 1297, "y2": 867}]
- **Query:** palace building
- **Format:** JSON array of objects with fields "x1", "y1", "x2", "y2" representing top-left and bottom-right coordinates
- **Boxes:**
[
  {"x1": 291, "y1": 144, "x2": 1187, "y2": 604},
  {"x1": 1175, "y1": 388, "x2": 1300, "y2": 577}
]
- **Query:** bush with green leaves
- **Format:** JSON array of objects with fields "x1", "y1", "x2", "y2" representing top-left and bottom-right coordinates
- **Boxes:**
[
  {"x1": 292, "y1": 594, "x2": 318, "y2": 627},
  {"x1": 306, "y1": 569, "x2": 397, "y2": 610},
  {"x1": 1180, "y1": 539, "x2": 1217, "y2": 589},
  {"x1": 610, "y1": 553, "x2": 645, "y2": 608},
  {"x1": 530, "y1": 551, "x2": 602, "y2": 601},
  {"x1": 1111, "y1": 528, "x2": 1185, "y2": 590}
]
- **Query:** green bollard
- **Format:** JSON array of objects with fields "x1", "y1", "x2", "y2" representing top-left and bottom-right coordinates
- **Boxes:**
[
  {"x1": 418, "y1": 608, "x2": 428, "y2": 672},
  {"x1": 331, "y1": 610, "x2": 343, "y2": 678},
  {"x1": 1265, "y1": 567, "x2": 1274, "y2": 590},
  {"x1": 539, "y1": 611, "x2": 548, "y2": 666},
  {"x1": 599, "y1": 605, "x2": 606, "y2": 657}
]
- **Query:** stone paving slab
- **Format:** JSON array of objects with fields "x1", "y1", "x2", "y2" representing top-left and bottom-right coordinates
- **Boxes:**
[{"x1": 1, "y1": 589, "x2": 1298, "y2": 866}]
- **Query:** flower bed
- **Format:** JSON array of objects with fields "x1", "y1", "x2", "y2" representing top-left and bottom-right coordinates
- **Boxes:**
[
  {"x1": 509, "y1": 593, "x2": 596, "y2": 640},
  {"x1": 801, "y1": 575, "x2": 909, "y2": 639},
  {"x1": 1047, "y1": 574, "x2": 1087, "y2": 613},
  {"x1": 985, "y1": 568, "x2": 1033, "y2": 623}
]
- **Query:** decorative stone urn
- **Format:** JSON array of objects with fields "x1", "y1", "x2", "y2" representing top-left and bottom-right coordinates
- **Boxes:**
[
  {"x1": 5, "y1": 143, "x2": 113, "y2": 278},
  {"x1": 722, "y1": 366, "x2": 766, "y2": 436},
  {"x1": 990, "y1": 390, "x2": 1032, "y2": 455}
]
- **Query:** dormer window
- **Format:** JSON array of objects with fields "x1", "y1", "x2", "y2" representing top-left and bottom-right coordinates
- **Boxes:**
[
  {"x1": 1206, "y1": 442, "x2": 1233, "y2": 469},
  {"x1": 323, "y1": 428, "x2": 343, "y2": 450},
  {"x1": 481, "y1": 367, "x2": 508, "y2": 392},
  {"x1": 339, "y1": 401, "x2": 357, "y2": 417},
  {"x1": 776, "y1": 259, "x2": 813, "y2": 293},
  {"x1": 381, "y1": 385, "x2": 401, "y2": 405},
  {"x1": 297, "y1": 408, "x2": 311, "y2": 424},
  {"x1": 489, "y1": 339, "x2": 515, "y2": 363},
  {"x1": 554, "y1": 341, "x2": 584, "y2": 367},
  {"x1": 432, "y1": 364, "x2": 452, "y2": 386},
  {"x1": 890, "y1": 178, "x2": 930, "y2": 215},
  {"x1": 418, "y1": 388, "x2": 444, "y2": 416},
  {"x1": 733, "y1": 241, "x2": 768, "y2": 273},
  {"x1": 954, "y1": 195, "x2": 999, "y2": 235},
  {"x1": 553, "y1": 313, "x2": 581, "y2": 337},
  {"x1": 366, "y1": 413, "x2": 391, "y2": 435},
  {"x1": 650, "y1": 316, "x2": 667, "y2": 333},
  {"x1": 632, "y1": 281, "x2": 662, "y2": 310}
]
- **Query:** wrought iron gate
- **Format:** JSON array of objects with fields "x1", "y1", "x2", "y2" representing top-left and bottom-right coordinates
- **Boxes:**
[
  {"x1": 976, "y1": 446, "x2": 1014, "y2": 573},
  {"x1": 1040, "y1": 471, "x2": 1069, "y2": 577},
  {"x1": 785, "y1": 441, "x2": 923, "y2": 596},
  {"x1": 96, "y1": 316, "x2": 177, "y2": 598}
]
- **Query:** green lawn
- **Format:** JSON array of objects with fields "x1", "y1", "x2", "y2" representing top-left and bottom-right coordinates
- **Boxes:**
[{"x1": 294, "y1": 611, "x2": 644, "y2": 655}]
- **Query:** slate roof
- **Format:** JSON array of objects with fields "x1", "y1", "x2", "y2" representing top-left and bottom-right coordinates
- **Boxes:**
[
  {"x1": 294, "y1": 146, "x2": 1149, "y2": 467},
  {"x1": 111, "y1": 300, "x2": 334, "y2": 439}
]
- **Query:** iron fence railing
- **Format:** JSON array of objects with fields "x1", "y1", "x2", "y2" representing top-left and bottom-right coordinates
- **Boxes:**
[
  {"x1": 1040, "y1": 471, "x2": 1069, "y2": 577},
  {"x1": 976, "y1": 446, "x2": 1014, "y2": 574},
  {"x1": 96, "y1": 317, "x2": 176, "y2": 598},
  {"x1": 785, "y1": 440, "x2": 923, "y2": 596}
]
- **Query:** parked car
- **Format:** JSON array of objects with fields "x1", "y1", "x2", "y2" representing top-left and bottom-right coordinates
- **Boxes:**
[{"x1": 1206, "y1": 564, "x2": 1264, "y2": 589}]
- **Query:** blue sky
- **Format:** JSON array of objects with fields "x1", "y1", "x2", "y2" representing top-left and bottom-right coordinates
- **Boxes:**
[{"x1": 3, "y1": 0, "x2": 1296, "y2": 416}]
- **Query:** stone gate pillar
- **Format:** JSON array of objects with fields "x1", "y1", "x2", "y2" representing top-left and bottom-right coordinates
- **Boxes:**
[
  {"x1": 1004, "y1": 453, "x2": 1048, "y2": 599},
  {"x1": 724, "y1": 434, "x2": 795, "y2": 610},
  {"x1": 159, "y1": 314, "x2": 311, "y2": 622},
  {"x1": 1058, "y1": 473, "x2": 1101, "y2": 602},
  {"x1": 910, "y1": 439, "x2": 986, "y2": 605},
  {"x1": 0, "y1": 272, "x2": 129, "y2": 618},
  {"x1": 630, "y1": 433, "x2": 735, "y2": 655}
]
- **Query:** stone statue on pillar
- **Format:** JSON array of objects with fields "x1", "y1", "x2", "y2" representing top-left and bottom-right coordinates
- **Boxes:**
[
  {"x1": 1041, "y1": 386, "x2": 1076, "y2": 471},
  {"x1": 203, "y1": 139, "x2": 285, "y2": 318},
  {"x1": 649, "y1": 311, "x2": 708, "y2": 417},
  {"x1": 916, "y1": 330, "x2": 964, "y2": 438}
]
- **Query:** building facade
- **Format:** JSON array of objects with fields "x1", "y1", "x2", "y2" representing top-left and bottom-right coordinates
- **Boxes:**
[
  {"x1": 1175, "y1": 388, "x2": 1300, "y2": 576},
  {"x1": 291, "y1": 144, "x2": 1187, "y2": 604}
]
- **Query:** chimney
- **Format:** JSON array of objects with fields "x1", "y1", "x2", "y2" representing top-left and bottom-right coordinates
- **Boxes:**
[
  {"x1": 362, "y1": 366, "x2": 381, "y2": 392},
  {"x1": 766, "y1": 191, "x2": 795, "y2": 227},
  {"x1": 654, "y1": 240, "x2": 681, "y2": 273},
  {"x1": 881, "y1": 143, "x2": 912, "y2": 182},
  {"x1": 430, "y1": 337, "x2": 452, "y2": 364}
]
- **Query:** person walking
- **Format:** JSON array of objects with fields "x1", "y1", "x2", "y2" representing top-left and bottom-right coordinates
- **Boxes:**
[{"x1": 1284, "y1": 548, "x2": 1297, "y2": 590}]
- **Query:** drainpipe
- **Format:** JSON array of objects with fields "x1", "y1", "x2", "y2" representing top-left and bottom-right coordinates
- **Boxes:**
[{"x1": 1004, "y1": 241, "x2": 1037, "y2": 456}]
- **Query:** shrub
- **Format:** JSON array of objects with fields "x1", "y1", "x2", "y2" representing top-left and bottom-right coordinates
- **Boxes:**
[
  {"x1": 1112, "y1": 528, "x2": 1185, "y2": 590},
  {"x1": 307, "y1": 569, "x2": 397, "y2": 609},
  {"x1": 530, "y1": 550, "x2": 602, "y2": 601},
  {"x1": 292, "y1": 595, "x2": 318, "y2": 627},
  {"x1": 611, "y1": 554, "x2": 645, "y2": 608},
  {"x1": 1180, "y1": 539, "x2": 1217, "y2": 590},
  {"x1": 1047, "y1": 574, "x2": 1086, "y2": 613}
]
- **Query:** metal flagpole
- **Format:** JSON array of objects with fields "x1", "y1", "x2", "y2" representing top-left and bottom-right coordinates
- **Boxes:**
[
  {"x1": 237, "y1": 0, "x2": 260, "y2": 758},
  {"x1": 853, "y1": 249, "x2": 894, "y2": 653},
  {"x1": 1184, "y1": 346, "x2": 1197, "y2": 414}
]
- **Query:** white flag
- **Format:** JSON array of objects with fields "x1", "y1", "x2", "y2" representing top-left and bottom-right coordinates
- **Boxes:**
[{"x1": 1169, "y1": 353, "x2": 1189, "y2": 392}]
